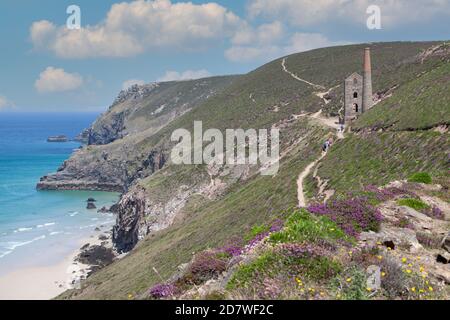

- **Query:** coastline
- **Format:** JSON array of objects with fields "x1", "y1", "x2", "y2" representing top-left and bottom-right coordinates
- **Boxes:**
[{"x1": 0, "y1": 226, "x2": 113, "y2": 300}]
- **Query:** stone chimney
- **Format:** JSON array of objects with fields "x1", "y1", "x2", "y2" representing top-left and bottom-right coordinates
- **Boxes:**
[{"x1": 362, "y1": 47, "x2": 373, "y2": 112}]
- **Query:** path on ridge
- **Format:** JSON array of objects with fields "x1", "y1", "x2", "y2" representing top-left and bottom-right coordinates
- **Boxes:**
[{"x1": 281, "y1": 57, "x2": 346, "y2": 207}]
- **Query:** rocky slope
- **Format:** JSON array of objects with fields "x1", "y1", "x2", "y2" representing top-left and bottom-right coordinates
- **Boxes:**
[{"x1": 50, "y1": 41, "x2": 450, "y2": 299}]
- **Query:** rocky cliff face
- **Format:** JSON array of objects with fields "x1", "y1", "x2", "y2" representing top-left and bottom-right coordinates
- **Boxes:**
[{"x1": 37, "y1": 76, "x2": 236, "y2": 193}]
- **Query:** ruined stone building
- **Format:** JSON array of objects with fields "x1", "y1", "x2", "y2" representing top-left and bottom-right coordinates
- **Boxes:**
[{"x1": 344, "y1": 48, "x2": 373, "y2": 123}]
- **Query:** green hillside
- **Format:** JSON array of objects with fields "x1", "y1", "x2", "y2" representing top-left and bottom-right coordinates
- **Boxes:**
[{"x1": 57, "y1": 41, "x2": 450, "y2": 300}]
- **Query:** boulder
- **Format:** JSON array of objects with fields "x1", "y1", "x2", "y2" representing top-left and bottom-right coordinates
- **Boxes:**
[
  {"x1": 442, "y1": 232, "x2": 450, "y2": 253},
  {"x1": 86, "y1": 202, "x2": 97, "y2": 210}
]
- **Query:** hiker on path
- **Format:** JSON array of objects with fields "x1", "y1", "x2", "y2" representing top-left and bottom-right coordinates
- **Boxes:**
[{"x1": 322, "y1": 140, "x2": 330, "y2": 153}]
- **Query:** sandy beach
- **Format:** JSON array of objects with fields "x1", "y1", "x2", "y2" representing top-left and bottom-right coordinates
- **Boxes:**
[{"x1": 0, "y1": 233, "x2": 108, "y2": 300}]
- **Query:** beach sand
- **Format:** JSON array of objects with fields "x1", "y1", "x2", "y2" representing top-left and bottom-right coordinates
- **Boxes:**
[{"x1": 0, "y1": 234, "x2": 106, "y2": 300}]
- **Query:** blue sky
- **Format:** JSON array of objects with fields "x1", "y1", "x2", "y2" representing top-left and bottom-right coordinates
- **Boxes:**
[{"x1": 0, "y1": 0, "x2": 449, "y2": 112}]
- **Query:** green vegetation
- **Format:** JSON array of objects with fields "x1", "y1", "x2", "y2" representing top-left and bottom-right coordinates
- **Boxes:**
[
  {"x1": 408, "y1": 172, "x2": 433, "y2": 184},
  {"x1": 227, "y1": 251, "x2": 342, "y2": 290},
  {"x1": 245, "y1": 224, "x2": 270, "y2": 242},
  {"x1": 332, "y1": 267, "x2": 369, "y2": 300},
  {"x1": 269, "y1": 209, "x2": 351, "y2": 244},
  {"x1": 316, "y1": 131, "x2": 449, "y2": 195},
  {"x1": 354, "y1": 60, "x2": 450, "y2": 131},
  {"x1": 397, "y1": 198, "x2": 430, "y2": 211}
]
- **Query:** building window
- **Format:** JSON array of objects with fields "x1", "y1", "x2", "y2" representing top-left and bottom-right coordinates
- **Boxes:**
[
  {"x1": 353, "y1": 103, "x2": 359, "y2": 113},
  {"x1": 353, "y1": 92, "x2": 358, "y2": 98}
]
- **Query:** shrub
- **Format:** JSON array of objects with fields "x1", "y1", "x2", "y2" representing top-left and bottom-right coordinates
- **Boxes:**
[
  {"x1": 363, "y1": 185, "x2": 415, "y2": 204},
  {"x1": 227, "y1": 252, "x2": 277, "y2": 289},
  {"x1": 269, "y1": 209, "x2": 350, "y2": 244},
  {"x1": 397, "y1": 198, "x2": 430, "y2": 211},
  {"x1": 148, "y1": 283, "x2": 176, "y2": 299},
  {"x1": 408, "y1": 172, "x2": 432, "y2": 184},
  {"x1": 187, "y1": 251, "x2": 228, "y2": 284},
  {"x1": 308, "y1": 197, "x2": 383, "y2": 237},
  {"x1": 426, "y1": 206, "x2": 445, "y2": 220},
  {"x1": 378, "y1": 255, "x2": 409, "y2": 298},
  {"x1": 333, "y1": 266, "x2": 369, "y2": 300}
]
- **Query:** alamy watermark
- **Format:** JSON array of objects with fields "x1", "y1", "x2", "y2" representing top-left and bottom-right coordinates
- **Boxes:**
[
  {"x1": 367, "y1": 5, "x2": 382, "y2": 30},
  {"x1": 171, "y1": 121, "x2": 280, "y2": 176},
  {"x1": 66, "y1": 5, "x2": 81, "y2": 30}
]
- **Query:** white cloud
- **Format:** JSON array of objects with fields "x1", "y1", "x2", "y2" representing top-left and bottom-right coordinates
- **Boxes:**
[
  {"x1": 30, "y1": 0, "x2": 243, "y2": 59},
  {"x1": 122, "y1": 79, "x2": 146, "y2": 90},
  {"x1": 35, "y1": 67, "x2": 83, "y2": 93},
  {"x1": 157, "y1": 69, "x2": 212, "y2": 82},
  {"x1": 226, "y1": 32, "x2": 349, "y2": 63},
  {"x1": 247, "y1": 0, "x2": 450, "y2": 28},
  {"x1": 0, "y1": 95, "x2": 14, "y2": 110}
]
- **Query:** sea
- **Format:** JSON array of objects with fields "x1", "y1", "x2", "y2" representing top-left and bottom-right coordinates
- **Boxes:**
[{"x1": 0, "y1": 112, "x2": 119, "y2": 276}]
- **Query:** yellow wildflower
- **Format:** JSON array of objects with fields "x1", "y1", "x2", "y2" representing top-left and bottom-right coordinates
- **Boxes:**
[
  {"x1": 411, "y1": 287, "x2": 416, "y2": 292},
  {"x1": 381, "y1": 272, "x2": 386, "y2": 277},
  {"x1": 377, "y1": 255, "x2": 383, "y2": 260},
  {"x1": 366, "y1": 287, "x2": 372, "y2": 292},
  {"x1": 405, "y1": 269, "x2": 412, "y2": 274},
  {"x1": 346, "y1": 278, "x2": 352, "y2": 283},
  {"x1": 419, "y1": 266, "x2": 425, "y2": 272},
  {"x1": 428, "y1": 286, "x2": 433, "y2": 292},
  {"x1": 401, "y1": 257, "x2": 407, "y2": 263}
]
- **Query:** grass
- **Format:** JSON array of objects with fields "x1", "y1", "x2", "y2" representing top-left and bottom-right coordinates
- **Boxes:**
[
  {"x1": 397, "y1": 198, "x2": 430, "y2": 211},
  {"x1": 354, "y1": 59, "x2": 450, "y2": 131},
  {"x1": 408, "y1": 172, "x2": 433, "y2": 184},
  {"x1": 315, "y1": 131, "x2": 449, "y2": 196}
]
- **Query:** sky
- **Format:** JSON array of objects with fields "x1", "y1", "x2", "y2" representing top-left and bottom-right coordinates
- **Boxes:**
[{"x1": 0, "y1": 0, "x2": 449, "y2": 112}]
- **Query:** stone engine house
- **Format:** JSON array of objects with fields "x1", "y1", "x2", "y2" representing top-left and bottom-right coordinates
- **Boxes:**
[{"x1": 344, "y1": 48, "x2": 373, "y2": 123}]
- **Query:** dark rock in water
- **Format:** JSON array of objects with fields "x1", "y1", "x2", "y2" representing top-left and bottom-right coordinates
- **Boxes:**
[
  {"x1": 95, "y1": 227, "x2": 101, "y2": 231},
  {"x1": 109, "y1": 203, "x2": 119, "y2": 214},
  {"x1": 80, "y1": 243, "x2": 90, "y2": 251},
  {"x1": 74, "y1": 128, "x2": 90, "y2": 144},
  {"x1": 76, "y1": 245, "x2": 116, "y2": 272},
  {"x1": 97, "y1": 206, "x2": 111, "y2": 214},
  {"x1": 87, "y1": 198, "x2": 97, "y2": 202},
  {"x1": 47, "y1": 135, "x2": 68, "y2": 142},
  {"x1": 87, "y1": 202, "x2": 97, "y2": 210}
]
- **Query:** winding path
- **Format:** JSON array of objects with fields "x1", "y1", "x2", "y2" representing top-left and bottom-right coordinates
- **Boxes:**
[
  {"x1": 281, "y1": 57, "x2": 347, "y2": 207},
  {"x1": 297, "y1": 153, "x2": 326, "y2": 207},
  {"x1": 281, "y1": 58, "x2": 325, "y2": 90}
]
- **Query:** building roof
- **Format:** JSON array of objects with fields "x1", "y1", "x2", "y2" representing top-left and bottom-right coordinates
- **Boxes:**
[{"x1": 345, "y1": 72, "x2": 363, "y2": 81}]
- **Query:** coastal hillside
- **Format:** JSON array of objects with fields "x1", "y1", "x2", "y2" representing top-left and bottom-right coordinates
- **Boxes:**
[{"x1": 50, "y1": 41, "x2": 450, "y2": 300}]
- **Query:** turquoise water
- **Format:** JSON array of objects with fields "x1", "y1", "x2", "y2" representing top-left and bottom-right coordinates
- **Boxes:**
[{"x1": 0, "y1": 113, "x2": 119, "y2": 275}]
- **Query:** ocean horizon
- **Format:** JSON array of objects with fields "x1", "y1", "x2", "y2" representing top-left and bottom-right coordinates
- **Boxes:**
[{"x1": 0, "y1": 112, "x2": 119, "y2": 276}]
